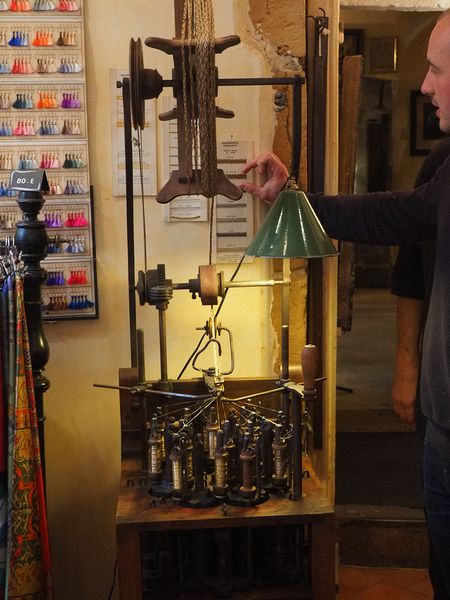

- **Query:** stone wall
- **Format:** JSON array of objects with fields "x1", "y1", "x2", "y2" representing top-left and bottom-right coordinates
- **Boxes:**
[
  {"x1": 247, "y1": 0, "x2": 309, "y2": 375},
  {"x1": 341, "y1": 0, "x2": 449, "y2": 10}
]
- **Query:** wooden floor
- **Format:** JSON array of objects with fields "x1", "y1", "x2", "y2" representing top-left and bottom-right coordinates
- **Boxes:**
[{"x1": 337, "y1": 565, "x2": 433, "y2": 599}]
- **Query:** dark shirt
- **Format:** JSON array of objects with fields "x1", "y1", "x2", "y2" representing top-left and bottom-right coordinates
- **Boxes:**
[
  {"x1": 391, "y1": 138, "x2": 450, "y2": 305},
  {"x1": 308, "y1": 158, "x2": 450, "y2": 434},
  {"x1": 390, "y1": 139, "x2": 450, "y2": 438}
]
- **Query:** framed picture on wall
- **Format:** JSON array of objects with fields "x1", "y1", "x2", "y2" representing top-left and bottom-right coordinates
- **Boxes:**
[
  {"x1": 368, "y1": 37, "x2": 397, "y2": 73},
  {"x1": 342, "y1": 29, "x2": 364, "y2": 57},
  {"x1": 410, "y1": 90, "x2": 445, "y2": 155}
]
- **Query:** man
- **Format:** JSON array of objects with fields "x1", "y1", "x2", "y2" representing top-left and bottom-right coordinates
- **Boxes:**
[
  {"x1": 392, "y1": 140, "x2": 450, "y2": 430},
  {"x1": 391, "y1": 137, "x2": 450, "y2": 599},
  {"x1": 240, "y1": 11, "x2": 450, "y2": 597}
]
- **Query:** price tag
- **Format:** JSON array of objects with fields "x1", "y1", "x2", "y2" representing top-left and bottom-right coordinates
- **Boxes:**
[{"x1": 9, "y1": 170, "x2": 49, "y2": 192}]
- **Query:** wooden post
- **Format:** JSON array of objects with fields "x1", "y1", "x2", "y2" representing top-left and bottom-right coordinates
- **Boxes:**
[
  {"x1": 338, "y1": 55, "x2": 363, "y2": 332},
  {"x1": 15, "y1": 189, "x2": 50, "y2": 474}
]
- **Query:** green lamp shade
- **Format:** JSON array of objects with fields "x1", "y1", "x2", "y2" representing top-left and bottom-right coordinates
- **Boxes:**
[{"x1": 245, "y1": 188, "x2": 338, "y2": 258}]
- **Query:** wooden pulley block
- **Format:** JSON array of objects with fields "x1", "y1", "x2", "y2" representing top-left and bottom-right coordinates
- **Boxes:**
[
  {"x1": 129, "y1": 37, "x2": 164, "y2": 130},
  {"x1": 198, "y1": 264, "x2": 224, "y2": 306},
  {"x1": 301, "y1": 344, "x2": 319, "y2": 397},
  {"x1": 136, "y1": 270, "x2": 147, "y2": 306}
]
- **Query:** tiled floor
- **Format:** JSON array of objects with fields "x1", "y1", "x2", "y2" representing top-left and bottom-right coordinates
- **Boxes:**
[{"x1": 338, "y1": 565, "x2": 433, "y2": 599}]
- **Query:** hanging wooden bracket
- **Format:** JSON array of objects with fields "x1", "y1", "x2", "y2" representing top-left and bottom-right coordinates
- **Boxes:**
[{"x1": 129, "y1": 2, "x2": 243, "y2": 204}]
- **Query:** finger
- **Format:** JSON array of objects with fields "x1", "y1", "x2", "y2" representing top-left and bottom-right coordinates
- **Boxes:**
[
  {"x1": 239, "y1": 182, "x2": 263, "y2": 196},
  {"x1": 256, "y1": 154, "x2": 276, "y2": 175},
  {"x1": 257, "y1": 159, "x2": 268, "y2": 175},
  {"x1": 393, "y1": 402, "x2": 415, "y2": 425},
  {"x1": 242, "y1": 158, "x2": 259, "y2": 175}
]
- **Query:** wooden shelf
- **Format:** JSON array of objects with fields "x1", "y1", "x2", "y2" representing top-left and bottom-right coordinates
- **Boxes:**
[{"x1": 116, "y1": 458, "x2": 335, "y2": 600}]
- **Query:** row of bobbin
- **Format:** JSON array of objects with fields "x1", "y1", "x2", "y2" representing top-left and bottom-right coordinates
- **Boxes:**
[
  {"x1": 145, "y1": 404, "x2": 293, "y2": 508},
  {"x1": 0, "y1": 118, "x2": 82, "y2": 136},
  {"x1": 12, "y1": 152, "x2": 85, "y2": 170},
  {"x1": 44, "y1": 293, "x2": 94, "y2": 312},
  {"x1": 0, "y1": 180, "x2": 16, "y2": 196},
  {"x1": 0, "y1": 30, "x2": 78, "y2": 47},
  {"x1": 45, "y1": 268, "x2": 88, "y2": 286},
  {"x1": 46, "y1": 179, "x2": 86, "y2": 195},
  {"x1": 9, "y1": 92, "x2": 81, "y2": 109},
  {"x1": 2, "y1": 0, "x2": 79, "y2": 12},
  {"x1": 0, "y1": 210, "x2": 16, "y2": 229},
  {"x1": 47, "y1": 234, "x2": 86, "y2": 254},
  {"x1": 0, "y1": 57, "x2": 83, "y2": 74},
  {"x1": 0, "y1": 90, "x2": 82, "y2": 109},
  {"x1": 43, "y1": 209, "x2": 88, "y2": 227}
]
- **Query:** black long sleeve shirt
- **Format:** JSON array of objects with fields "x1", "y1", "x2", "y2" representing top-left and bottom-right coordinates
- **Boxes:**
[{"x1": 308, "y1": 158, "x2": 450, "y2": 432}]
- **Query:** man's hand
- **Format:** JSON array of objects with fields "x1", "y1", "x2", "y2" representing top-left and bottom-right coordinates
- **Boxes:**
[
  {"x1": 239, "y1": 152, "x2": 289, "y2": 204},
  {"x1": 392, "y1": 374, "x2": 417, "y2": 426},
  {"x1": 392, "y1": 296, "x2": 424, "y2": 427}
]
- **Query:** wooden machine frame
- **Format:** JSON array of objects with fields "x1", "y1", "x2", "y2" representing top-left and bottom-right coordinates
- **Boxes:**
[{"x1": 111, "y1": 2, "x2": 338, "y2": 598}]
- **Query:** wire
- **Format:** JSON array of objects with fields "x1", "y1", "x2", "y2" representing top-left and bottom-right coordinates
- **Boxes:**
[
  {"x1": 209, "y1": 194, "x2": 215, "y2": 265},
  {"x1": 163, "y1": 400, "x2": 207, "y2": 419},
  {"x1": 176, "y1": 331, "x2": 207, "y2": 380},
  {"x1": 227, "y1": 400, "x2": 247, "y2": 423},
  {"x1": 214, "y1": 252, "x2": 245, "y2": 319},
  {"x1": 176, "y1": 251, "x2": 245, "y2": 382},
  {"x1": 180, "y1": 396, "x2": 216, "y2": 430},
  {"x1": 107, "y1": 558, "x2": 117, "y2": 600},
  {"x1": 229, "y1": 401, "x2": 278, "y2": 427},
  {"x1": 135, "y1": 127, "x2": 148, "y2": 273}
]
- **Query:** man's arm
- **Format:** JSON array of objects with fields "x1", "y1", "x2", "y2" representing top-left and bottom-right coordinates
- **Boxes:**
[
  {"x1": 241, "y1": 153, "x2": 289, "y2": 203},
  {"x1": 241, "y1": 152, "x2": 438, "y2": 246},
  {"x1": 391, "y1": 241, "x2": 426, "y2": 426},
  {"x1": 392, "y1": 296, "x2": 424, "y2": 425}
]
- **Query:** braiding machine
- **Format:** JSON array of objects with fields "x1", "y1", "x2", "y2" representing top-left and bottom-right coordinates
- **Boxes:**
[{"x1": 100, "y1": 2, "x2": 336, "y2": 597}]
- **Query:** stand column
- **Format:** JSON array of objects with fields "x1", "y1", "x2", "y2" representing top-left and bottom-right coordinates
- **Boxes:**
[{"x1": 15, "y1": 189, "x2": 50, "y2": 475}]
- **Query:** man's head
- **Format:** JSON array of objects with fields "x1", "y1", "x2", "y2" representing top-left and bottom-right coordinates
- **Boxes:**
[{"x1": 422, "y1": 11, "x2": 450, "y2": 134}]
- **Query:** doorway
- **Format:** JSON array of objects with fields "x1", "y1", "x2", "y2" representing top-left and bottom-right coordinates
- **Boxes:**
[{"x1": 334, "y1": 9, "x2": 437, "y2": 562}]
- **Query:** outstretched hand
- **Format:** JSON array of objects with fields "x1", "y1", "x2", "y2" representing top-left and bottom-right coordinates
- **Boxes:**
[
  {"x1": 392, "y1": 373, "x2": 417, "y2": 426},
  {"x1": 239, "y1": 152, "x2": 289, "y2": 204}
]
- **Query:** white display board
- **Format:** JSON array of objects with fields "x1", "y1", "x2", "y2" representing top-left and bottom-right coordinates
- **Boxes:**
[
  {"x1": 110, "y1": 68, "x2": 157, "y2": 197},
  {"x1": 160, "y1": 96, "x2": 255, "y2": 263}
]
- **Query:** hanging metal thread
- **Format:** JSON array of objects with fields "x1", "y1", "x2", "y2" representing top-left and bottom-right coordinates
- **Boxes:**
[{"x1": 181, "y1": 0, "x2": 218, "y2": 264}]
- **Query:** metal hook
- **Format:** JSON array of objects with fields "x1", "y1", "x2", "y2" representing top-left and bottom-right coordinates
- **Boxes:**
[{"x1": 192, "y1": 337, "x2": 222, "y2": 372}]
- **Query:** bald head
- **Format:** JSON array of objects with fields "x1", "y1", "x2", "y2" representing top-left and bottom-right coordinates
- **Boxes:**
[
  {"x1": 432, "y1": 10, "x2": 450, "y2": 58},
  {"x1": 421, "y1": 12, "x2": 450, "y2": 133}
]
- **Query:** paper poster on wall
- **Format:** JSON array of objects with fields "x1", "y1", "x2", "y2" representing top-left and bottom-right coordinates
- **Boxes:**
[
  {"x1": 160, "y1": 97, "x2": 254, "y2": 262},
  {"x1": 110, "y1": 68, "x2": 157, "y2": 197},
  {"x1": 214, "y1": 139, "x2": 254, "y2": 264},
  {"x1": 161, "y1": 95, "x2": 208, "y2": 222}
]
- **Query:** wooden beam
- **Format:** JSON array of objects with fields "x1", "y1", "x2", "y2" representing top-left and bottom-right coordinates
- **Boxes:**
[{"x1": 338, "y1": 54, "x2": 363, "y2": 332}]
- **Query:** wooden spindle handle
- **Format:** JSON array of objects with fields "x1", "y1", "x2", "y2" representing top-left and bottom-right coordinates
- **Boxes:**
[{"x1": 301, "y1": 344, "x2": 319, "y2": 392}]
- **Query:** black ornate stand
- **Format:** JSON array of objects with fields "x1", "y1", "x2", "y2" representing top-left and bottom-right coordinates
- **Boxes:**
[{"x1": 15, "y1": 187, "x2": 50, "y2": 476}]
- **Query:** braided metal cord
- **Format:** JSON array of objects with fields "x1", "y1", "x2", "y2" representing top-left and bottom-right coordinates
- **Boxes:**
[{"x1": 181, "y1": 0, "x2": 217, "y2": 200}]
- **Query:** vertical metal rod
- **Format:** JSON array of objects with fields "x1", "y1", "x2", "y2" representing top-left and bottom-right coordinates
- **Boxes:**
[
  {"x1": 292, "y1": 389, "x2": 303, "y2": 499},
  {"x1": 291, "y1": 75, "x2": 303, "y2": 182},
  {"x1": 137, "y1": 328, "x2": 146, "y2": 383},
  {"x1": 255, "y1": 437, "x2": 262, "y2": 500},
  {"x1": 120, "y1": 77, "x2": 137, "y2": 368},
  {"x1": 281, "y1": 259, "x2": 290, "y2": 373},
  {"x1": 281, "y1": 259, "x2": 290, "y2": 419},
  {"x1": 305, "y1": 13, "x2": 328, "y2": 448},
  {"x1": 159, "y1": 309, "x2": 169, "y2": 382},
  {"x1": 137, "y1": 328, "x2": 148, "y2": 470}
]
